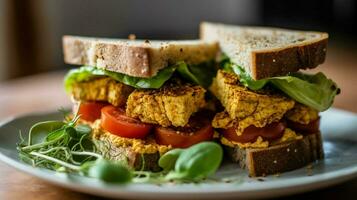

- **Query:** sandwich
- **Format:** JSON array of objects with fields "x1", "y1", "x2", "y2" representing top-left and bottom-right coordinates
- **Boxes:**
[
  {"x1": 200, "y1": 22, "x2": 340, "y2": 176},
  {"x1": 62, "y1": 36, "x2": 219, "y2": 171}
]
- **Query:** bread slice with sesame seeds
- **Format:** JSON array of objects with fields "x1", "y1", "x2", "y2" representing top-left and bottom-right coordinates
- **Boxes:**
[
  {"x1": 200, "y1": 22, "x2": 328, "y2": 80},
  {"x1": 63, "y1": 36, "x2": 218, "y2": 78},
  {"x1": 224, "y1": 132, "x2": 324, "y2": 177}
]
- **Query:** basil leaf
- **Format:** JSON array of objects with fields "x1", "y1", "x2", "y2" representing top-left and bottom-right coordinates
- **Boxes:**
[
  {"x1": 87, "y1": 158, "x2": 132, "y2": 183},
  {"x1": 158, "y1": 149, "x2": 183, "y2": 172},
  {"x1": 223, "y1": 61, "x2": 340, "y2": 111},
  {"x1": 29, "y1": 121, "x2": 65, "y2": 145},
  {"x1": 165, "y1": 142, "x2": 223, "y2": 181}
]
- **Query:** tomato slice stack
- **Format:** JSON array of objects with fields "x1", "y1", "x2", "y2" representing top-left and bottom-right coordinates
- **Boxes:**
[
  {"x1": 79, "y1": 101, "x2": 321, "y2": 147},
  {"x1": 101, "y1": 106, "x2": 153, "y2": 139},
  {"x1": 100, "y1": 106, "x2": 214, "y2": 147}
]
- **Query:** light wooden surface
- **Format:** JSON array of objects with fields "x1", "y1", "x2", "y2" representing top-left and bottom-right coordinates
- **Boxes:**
[{"x1": 0, "y1": 45, "x2": 356, "y2": 199}]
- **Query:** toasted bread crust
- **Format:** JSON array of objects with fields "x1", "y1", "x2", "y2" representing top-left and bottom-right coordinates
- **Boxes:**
[
  {"x1": 251, "y1": 38, "x2": 328, "y2": 79},
  {"x1": 63, "y1": 36, "x2": 218, "y2": 78},
  {"x1": 225, "y1": 132, "x2": 324, "y2": 177},
  {"x1": 200, "y1": 22, "x2": 328, "y2": 80}
]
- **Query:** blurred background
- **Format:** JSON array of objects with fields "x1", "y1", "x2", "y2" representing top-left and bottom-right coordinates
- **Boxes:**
[
  {"x1": 0, "y1": 0, "x2": 356, "y2": 114},
  {"x1": 0, "y1": 0, "x2": 356, "y2": 81}
]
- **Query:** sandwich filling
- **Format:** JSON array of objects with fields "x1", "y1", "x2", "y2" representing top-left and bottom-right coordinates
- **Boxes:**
[
  {"x1": 211, "y1": 55, "x2": 339, "y2": 149},
  {"x1": 65, "y1": 61, "x2": 217, "y2": 157}
]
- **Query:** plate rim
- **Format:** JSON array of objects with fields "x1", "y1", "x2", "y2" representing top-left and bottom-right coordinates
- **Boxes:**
[{"x1": 0, "y1": 107, "x2": 357, "y2": 199}]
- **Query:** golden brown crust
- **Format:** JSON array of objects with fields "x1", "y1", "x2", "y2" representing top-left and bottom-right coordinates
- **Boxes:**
[
  {"x1": 225, "y1": 132, "x2": 324, "y2": 177},
  {"x1": 126, "y1": 83, "x2": 206, "y2": 127},
  {"x1": 63, "y1": 35, "x2": 218, "y2": 78},
  {"x1": 210, "y1": 70, "x2": 295, "y2": 134}
]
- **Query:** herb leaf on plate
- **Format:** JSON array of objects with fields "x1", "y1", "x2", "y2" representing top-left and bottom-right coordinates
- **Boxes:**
[
  {"x1": 161, "y1": 142, "x2": 223, "y2": 181},
  {"x1": 18, "y1": 109, "x2": 224, "y2": 184}
]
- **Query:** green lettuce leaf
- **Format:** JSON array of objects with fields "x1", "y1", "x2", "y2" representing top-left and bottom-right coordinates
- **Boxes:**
[
  {"x1": 177, "y1": 61, "x2": 217, "y2": 88},
  {"x1": 64, "y1": 61, "x2": 216, "y2": 92},
  {"x1": 224, "y1": 62, "x2": 340, "y2": 112},
  {"x1": 64, "y1": 65, "x2": 176, "y2": 92}
]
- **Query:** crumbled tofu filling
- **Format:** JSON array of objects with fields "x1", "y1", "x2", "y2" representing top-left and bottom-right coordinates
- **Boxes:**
[
  {"x1": 210, "y1": 70, "x2": 295, "y2": 135},
  {"x1": 126, "y1": 83, "x2": 206, "y2": 127},
  {"x1": 72, "y1": 77, "x2": 134, "y2": 107},
  {"x1": 285, "y1": 103, "x2": 319, "y2": 124}
]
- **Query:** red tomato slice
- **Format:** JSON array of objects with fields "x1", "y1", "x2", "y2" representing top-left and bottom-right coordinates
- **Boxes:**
[
  {"x1": 101, "y1": 106, "x2": 153, "y2": 139},
  {"x1": 154, "y1": 115, "x2": 214, "y2": 148},
  {"x1": 76, "y1": 102, "x2": 108, "y2": 122},
  {"x1": 287, "y1": 118, "x2": 320, "y2": 134},
  {"x1": 222, "y1": 122, "x2": 286, "y2": 143}
]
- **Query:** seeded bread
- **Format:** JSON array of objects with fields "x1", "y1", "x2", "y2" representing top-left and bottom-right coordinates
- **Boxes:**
[
  {"x1": 63, "y1": 36, "x2": 218, "y2": 78},
  {"x1": 225, "y1": 132, "x2": 324, "y2": 177},
  {"x1": 200, "y1": 22, "x2": 328, "y2": 80}
]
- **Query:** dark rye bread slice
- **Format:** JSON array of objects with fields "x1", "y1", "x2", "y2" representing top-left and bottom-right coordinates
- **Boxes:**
[
  {"x1": 225, "y1": 132, "x2": 324, "y2": 177},
  {"x1": 200, "y1": 22, "x2": 328, "y2": 80},
  {"x1": 63, "y1": 36, "x2": 218, "y2": 78}
]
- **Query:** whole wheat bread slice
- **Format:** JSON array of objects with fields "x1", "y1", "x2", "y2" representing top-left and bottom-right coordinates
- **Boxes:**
[
  {"x1": 200, "y1": 22, "x2": 328, "y2": 80},
  {"x1": 225, "y1": 132, "x2": 324, "y2": 177},
  {"x1": 63, "y1": 36, "x2": 218, "y2": 78}
]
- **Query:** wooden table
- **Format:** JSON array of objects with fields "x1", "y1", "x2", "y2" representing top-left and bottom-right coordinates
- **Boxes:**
[{"x1": 0, "y1": 45, "x2": 356, "y2": 199}]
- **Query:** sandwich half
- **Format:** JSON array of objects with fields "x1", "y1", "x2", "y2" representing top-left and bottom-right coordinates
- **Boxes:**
[
  {"x1": 63, "y1": 36, "x2": 219, "y2": 171},
  {"x1": 200, "y1": 22, "x2": 339, "y2": 176}
]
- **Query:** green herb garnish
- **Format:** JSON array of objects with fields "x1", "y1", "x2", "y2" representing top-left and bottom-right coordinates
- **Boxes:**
[
  {"x1": 17, "y1": 110, "x2": 132, "y2": 184},
  {"x1": 18, "y1": 110, "x2": 223, "y2": 184},
  {"x1": 161, "y1": 142, "x2": 223, "y2": 181}
]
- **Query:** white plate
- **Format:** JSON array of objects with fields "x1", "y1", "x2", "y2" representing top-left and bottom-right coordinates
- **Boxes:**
[{"x1": 0, "y1": 108, "x2": 357, "y2": 199}]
